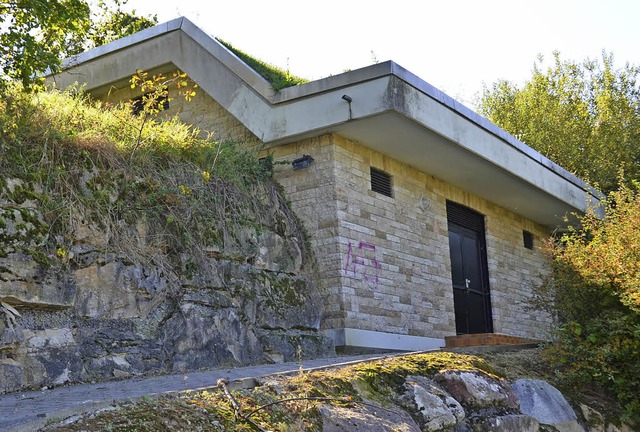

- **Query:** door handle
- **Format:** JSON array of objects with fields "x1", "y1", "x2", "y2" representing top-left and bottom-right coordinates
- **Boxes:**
[{"x1": 465, "y1": 279, "x2": 471, "y2": 289}]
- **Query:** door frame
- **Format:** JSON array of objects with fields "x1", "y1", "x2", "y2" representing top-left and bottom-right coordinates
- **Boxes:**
[{"x1": 446, "y1": 200, "x2": 493, "y2": 334}]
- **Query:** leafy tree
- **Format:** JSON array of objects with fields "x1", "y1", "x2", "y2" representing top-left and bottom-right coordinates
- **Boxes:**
[
  {"x1": 0, "y1": 0, "x2": 156, "y2": 90},
  {"x1": 0, "y1": 0, "x2": 91, "y2": 89},
  {"x1": 87, "y1": 0, "x2": 157, "y2": 48},
  {"x1": 478, "y1": 52, "x2": 640, "y2": 193},
  {"x1": 534, "y1": 183, "x2": 640, "y2": 423}
]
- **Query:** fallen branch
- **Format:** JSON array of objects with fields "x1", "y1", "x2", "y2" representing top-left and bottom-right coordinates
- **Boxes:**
[{"x1": 216, "y1": 378, "x2": 268, "y2": 432}]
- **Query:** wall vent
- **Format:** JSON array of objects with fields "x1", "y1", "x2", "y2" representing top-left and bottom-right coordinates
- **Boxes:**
[
  {"x1": 523, "y1": 230, "x2": 534, "y2": 250},
  {"x1": 370, "y1": 167, "x2": 393, "y2": 197},
  {"x1": 446, "y1": 201, "x2": 485, "y2": 233}
]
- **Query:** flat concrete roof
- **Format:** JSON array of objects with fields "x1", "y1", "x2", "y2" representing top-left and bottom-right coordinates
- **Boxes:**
[{"x1": 50, "y1": 17, "x2": 602, "y2": 229}]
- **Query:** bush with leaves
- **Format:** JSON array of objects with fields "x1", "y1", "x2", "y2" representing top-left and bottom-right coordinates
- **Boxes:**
[
  {"x1": 478, "y1": 52, "x2": 640, "y2": 193},
  {"x1": 534, "y1": 183, "x2": 640, "y2": 423}
]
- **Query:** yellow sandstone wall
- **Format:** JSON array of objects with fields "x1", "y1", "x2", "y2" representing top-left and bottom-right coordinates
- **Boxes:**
[
  {"x1": 98, "y1": 75, "x2": 257, "y2": 143},
  {"x1": 271, "y1": 134, "x2": 552, "y2": 340}
]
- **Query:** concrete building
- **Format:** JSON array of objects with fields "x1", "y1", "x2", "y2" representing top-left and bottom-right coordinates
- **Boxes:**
[{"x1": 50, "y1": 17, "x2": 601, "y2": 351}]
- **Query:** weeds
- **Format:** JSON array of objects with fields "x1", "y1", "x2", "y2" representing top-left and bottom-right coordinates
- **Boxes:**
[
  {"x1": 0, "y1": 83, "x2": 311, "y2": 284},
  {"x1": 216, "y1": 39, "x2": 308, "y2": 91}
]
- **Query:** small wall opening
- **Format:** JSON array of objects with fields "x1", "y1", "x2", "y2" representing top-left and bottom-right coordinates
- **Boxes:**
[
  {"x1": 523, "y1": 230, "x2": 534, "y2": 250},
  {"x1": 370, "y1": 167, "x2": 393, "y2": 197}
]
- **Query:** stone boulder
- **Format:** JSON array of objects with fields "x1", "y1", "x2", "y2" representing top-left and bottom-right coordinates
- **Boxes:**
[
  {"x1": 580, "y1": 403, "x2": 605, "y2": 432},
  {"x1": 401, "y1": 375, "x2": 465, "y2": 430},
  {"x1": 319, "y1": 402, "x2": 420, "y2": 432},
  {"x1": 469, "y1": 414, "x2": 540, "y2": 432},
  {"x1": 434, "y1": 370, "x2": 519, "y2": 412},
  {"x1": 512, "y1": 378, "x2": 583, "y2": 432}
]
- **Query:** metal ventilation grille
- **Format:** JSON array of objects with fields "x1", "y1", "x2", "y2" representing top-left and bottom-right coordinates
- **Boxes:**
[
  {"x1": 523, "y1": 230, "x2": 534, "y2": 250},
  {"x1": 446, "y1": 200, "x2": 484, "y2": 232},
  {"x1": 370, "y1": 167, "x2": 393, "y2": 197}
]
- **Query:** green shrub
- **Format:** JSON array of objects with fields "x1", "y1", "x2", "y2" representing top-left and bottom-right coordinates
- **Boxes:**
[{"x1": 536, "y1": 183, "x2": 640, "y2": 423}]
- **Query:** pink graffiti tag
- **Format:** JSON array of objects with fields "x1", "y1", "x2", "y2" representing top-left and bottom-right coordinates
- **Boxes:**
[
  {"x1": 344, "y1": 240, "x2": 382, "y2": 287},
  {"x1": 364, "y1": 258, "x2": 382, "y2": 284},
  {"x1": 358, "y1": 241, "x2": 375, "y2": 250},
  {"x1": 344, "y1": 242, "x2": 355, "y2": 275}
]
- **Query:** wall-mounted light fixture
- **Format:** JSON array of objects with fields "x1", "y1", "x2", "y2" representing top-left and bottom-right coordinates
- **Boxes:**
[
  {"x1": 342, "y1": 94, "x2": 353, "y2": 120},
  {"x1": 292, "y1": 154, "x2": 314, "y2": 170}
]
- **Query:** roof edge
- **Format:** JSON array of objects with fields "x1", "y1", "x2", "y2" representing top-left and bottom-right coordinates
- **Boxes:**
[
  {"x1": 53, "y1": 16, "x2": 602, "y2": 204},
  {"x1": 275, "y1": 60, "x2": 600, "y2": 200},
  {"x1": 60, "y1": 17, "x2": 186, "y2": 69},
  {"x1": 388, "y1": 62, "x2": 603, "y2": 200},
  {"x1": 56, "y1": 17, "x2": 276, "y2": 98}
]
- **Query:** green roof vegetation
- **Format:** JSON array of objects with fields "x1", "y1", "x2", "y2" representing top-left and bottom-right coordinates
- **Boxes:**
[{"x1": 216, "y1": 38, "x2": 309, "y2": 91}]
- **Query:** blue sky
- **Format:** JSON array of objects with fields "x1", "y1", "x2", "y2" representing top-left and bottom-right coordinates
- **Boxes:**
[{"x1": 124, "y1": 0, "x2": 639, "y2": 108}]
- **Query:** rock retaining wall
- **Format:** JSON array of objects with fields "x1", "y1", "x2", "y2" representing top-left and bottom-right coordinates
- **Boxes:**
[{"x1": 0, "y1": 176, "x2": 333, "y2": 394}]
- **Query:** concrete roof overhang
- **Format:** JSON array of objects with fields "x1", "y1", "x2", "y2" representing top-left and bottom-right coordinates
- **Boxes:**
[{"x1": 49, "y1": 17, "x2": 602, "y2": 230}]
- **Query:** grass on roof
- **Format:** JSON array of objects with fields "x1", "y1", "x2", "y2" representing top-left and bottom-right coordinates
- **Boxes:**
[{"x1": 216, "y1": 38, "x2": 309, "y2": 91}]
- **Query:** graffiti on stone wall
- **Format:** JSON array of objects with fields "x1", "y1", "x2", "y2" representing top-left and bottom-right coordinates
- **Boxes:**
[{"x1": 344, "y1": 240, "x2": 381, "y2": 287}]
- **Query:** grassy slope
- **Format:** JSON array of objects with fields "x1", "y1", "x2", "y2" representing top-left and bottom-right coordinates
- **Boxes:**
[{"x1": 0, "y1": 85, "x2": 290, "y2": 274}]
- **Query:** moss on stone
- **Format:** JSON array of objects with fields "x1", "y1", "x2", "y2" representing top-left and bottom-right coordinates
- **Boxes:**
[{"x1": 44, "y1": 351, "x2": 506, "y2": 431}]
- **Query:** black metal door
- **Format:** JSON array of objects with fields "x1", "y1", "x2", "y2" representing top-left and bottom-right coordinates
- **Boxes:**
[{"x1": 446, "y1": 202, "x2": 493, "y2": 334}]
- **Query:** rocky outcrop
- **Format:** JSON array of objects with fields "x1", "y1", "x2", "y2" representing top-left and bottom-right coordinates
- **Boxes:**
[
  {"x1": 0, "y1": 176, "x2": 333, "y2": 394},
  {"x1": 397, "y1": 371, "x2": 530, "y2": 431},
  {"x1": 513, "y1": 379, "x2": 584, "y2": 432},
  {"x1": 320, "y1": 403, "x2": 420, "y2": 432},
  {"x1": 320, "y1": 370, "x2": 629, "y2": 432}
]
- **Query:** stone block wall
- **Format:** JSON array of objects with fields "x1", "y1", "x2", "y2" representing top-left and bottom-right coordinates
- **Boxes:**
[
  {"x1": 98, "y1": 72, "x2": 257, "y2": 143},
  {"x1": 271, "y1": 134, "x2": 552, "y2": 341},
  {"x1": 269, "y1": 136, "x2": 343, "y2": 321}
]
